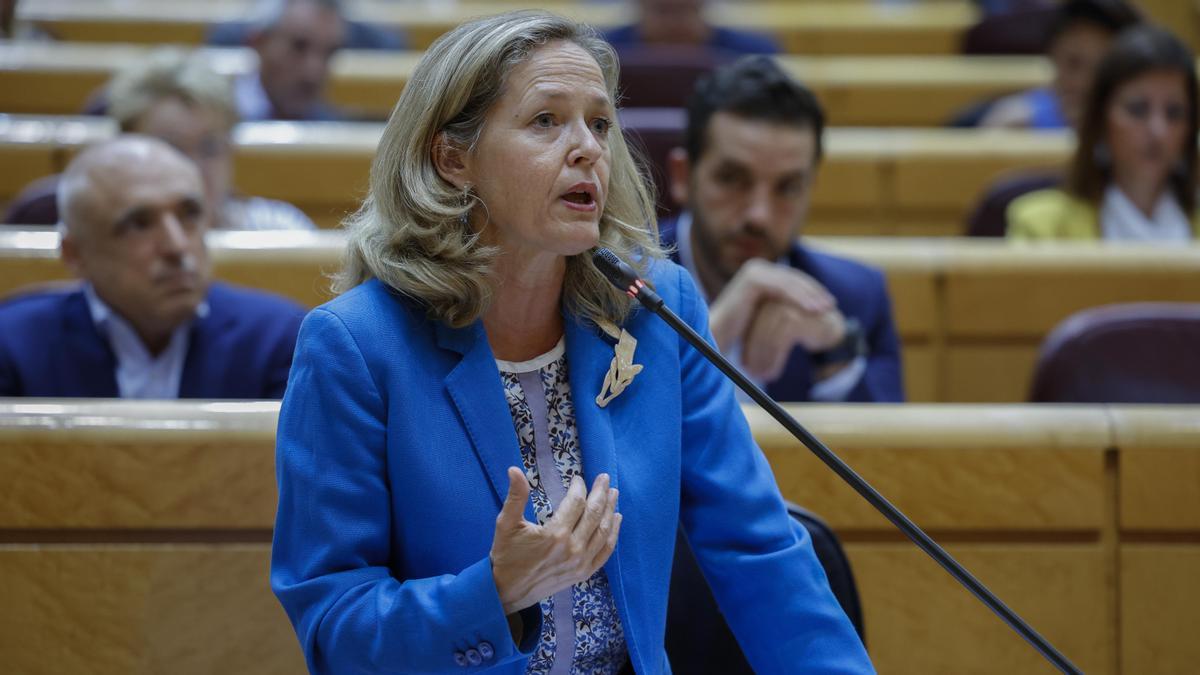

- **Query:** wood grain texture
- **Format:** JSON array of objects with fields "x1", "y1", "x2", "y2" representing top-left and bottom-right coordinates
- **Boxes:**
[
  {"x1": 0, "y1": 545, "x2": 305, "y2": 675},
  {"x1": 1111, "y1": 409, "x2": 1200, "y2": 532},
  {"x1": 758, "y1": 405, "x2": 1109, "y2": 532},
  {"x1": 849, "y1": 544, "x2": 1110, "y2": 675},
  {"x1": 0, "y1": 400, "x2": 278, "y2": 529},
  {"x1": 0, "y1": 42, "x2": 1054, "y2": 125},
  {"x1": 943, "y1": 344, "x2": 1040, "y2": 403},
  {"x1": 1120, "y1": 545, "x2": 1200, "y2": 675},
  {"x1": 23, "y1": 0, "x2": 977, "y2": 55}
]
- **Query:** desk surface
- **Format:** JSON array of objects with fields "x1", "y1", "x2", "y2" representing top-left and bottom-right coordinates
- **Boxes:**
[
  {"x1": 0, "y1": 41, "x2": 1052, "y2": 125},
  {"x1": 20, "y1": 0, "x2": 979, "y2": 55}
]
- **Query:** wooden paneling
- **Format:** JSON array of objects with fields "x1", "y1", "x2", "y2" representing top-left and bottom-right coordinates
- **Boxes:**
[
  {"x1": 21, "y1": 0, "x2": 979, "y2": 56},
  {"x1": 0, "y1": 545, "x2": 304, "y2": 675},
  {"x1": 0, "y1": 41, "x2": 1053, "y2": 126},
  {"x1": 942, "y1": 246, "x2": 1200, "y2": 338},
  {"x1": 759, "y1": 405, "x2": 1110, "y2": 532},
  {"x1": 943, "y1": 344, "x2": 1040, "y2": 404},
  {"x1": 1121, "y1": 546, "x2": 1200, "y2": 675},
  {"x1": 1111, "y1": 409, "x2": 1200, "y2": 532},
  {"x1": 849, "y1": 544, "x2": 1109, "y2": 675}
]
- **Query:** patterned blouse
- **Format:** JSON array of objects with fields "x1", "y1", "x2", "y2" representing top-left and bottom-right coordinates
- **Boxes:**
[{"x1": 495, "y1": 338, "x2": 628, "y2": 675}]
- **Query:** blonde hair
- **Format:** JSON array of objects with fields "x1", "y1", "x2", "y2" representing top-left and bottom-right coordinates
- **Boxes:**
[
  {"x1": 336, "y1": 10, "x2": 663, "y2": 328},
  {"x1": 107, "y1": 48, "x2": 238, "y2": 132}
]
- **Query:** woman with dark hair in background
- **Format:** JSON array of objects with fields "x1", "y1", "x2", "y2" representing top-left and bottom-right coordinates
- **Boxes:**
[{"x1": 1007, "y1": 25, "x2": 1199, "y2": 241}]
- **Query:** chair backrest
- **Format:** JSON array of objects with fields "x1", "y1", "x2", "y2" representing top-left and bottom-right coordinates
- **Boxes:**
[
  {"x1": 964, "y1": 170, "x2": 1061, "y2": 237},
  {"x1": 616, "y1": 47, "x2": 731, "y2": 109},
  {"x1": 620, "y1": 107, "x2": 687, "y2": 221},
  {"x1": 1031, "y1": 302, "x2": 1200, "y2": 403},
  {"x1": 961, "y1": 2, "x2": 1058, "y2": 55},
  {"x1": 664, "y1": 502, "x2": 865, "y2": 673},
  {"x1": 3, "y1": 174, "x2": 61, "y2": 226}
]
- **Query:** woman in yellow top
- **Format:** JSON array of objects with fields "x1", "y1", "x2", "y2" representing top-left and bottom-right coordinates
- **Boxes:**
[{"x1": 1007, "y1": 25, "x2": 1199, "y2": 242}]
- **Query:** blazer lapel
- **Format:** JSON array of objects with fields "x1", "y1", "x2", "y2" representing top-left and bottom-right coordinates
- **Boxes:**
[
  {"x1": 564, "y1": 316, "x2": 620, "y2": 489},
  {"x1": 179, "y1": 292, "x2": 234, "y2": 398},
  {"x1": 437, "y1": 321, "x2": 533, "y2": 518},
  {"x1": 60, "y1": 291, "x2": 119, "y2": 397}
]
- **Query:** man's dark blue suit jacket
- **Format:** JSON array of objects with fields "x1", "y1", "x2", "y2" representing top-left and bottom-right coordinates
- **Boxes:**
[
  {"x1": 660, "y1": 215, "x2": 904, "y2": 402},
  {"x1": 0, "y1": 282, "x2": 305, "y2": 398}
]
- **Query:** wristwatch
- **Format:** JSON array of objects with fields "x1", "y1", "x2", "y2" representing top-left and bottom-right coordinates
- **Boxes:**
[{"x1": 811, "y1": 317, "x2": 867, "y2": 367}]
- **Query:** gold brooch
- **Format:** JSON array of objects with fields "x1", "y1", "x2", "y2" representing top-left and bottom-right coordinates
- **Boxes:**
[{"x1": 595, "y1": 320, "x2": 643, "y2": 407}]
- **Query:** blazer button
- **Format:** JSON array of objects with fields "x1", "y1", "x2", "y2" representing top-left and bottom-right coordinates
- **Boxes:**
[
  {"x1": 453, "y1": 651, "x2": 468, "y2": 667},
  {"x1": 465, "y1": 648, "x2": 482, "y2": 666},
  {"x1": 478, "y1": 641, "x2": 495, "y2": 660}
]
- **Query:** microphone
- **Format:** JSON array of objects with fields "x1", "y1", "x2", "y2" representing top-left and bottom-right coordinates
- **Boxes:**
[{"x1": 591, "y1": 247, "x2": 1083, "y2": 675}]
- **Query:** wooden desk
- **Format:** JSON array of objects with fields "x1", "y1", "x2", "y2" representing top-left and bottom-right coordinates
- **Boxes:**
[
  {"x1": 0, "y1": 115, "x2": 1072, "y2": 233},
  {"x1": 1110, "y1": 408, "x2": 1200, "y2": 675},
  {"x1": 3, "y1": 400, "x2": 1170, "y2": 675},
  {"x1": 20, "y1": 0, "x2": 978, "y2": 56},
  {"x1": 6, "y1": 230, "x2": 1198, "y2": 403},
  {"x1": 0, "y1": 41, "x2": 1049, "y2": 126}
]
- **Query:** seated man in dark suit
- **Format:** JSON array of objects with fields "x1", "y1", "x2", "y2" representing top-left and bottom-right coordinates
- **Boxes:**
[
  {"x1": 0, "y1": 135, "x2": 305, "y2": 398},
  {"x1": 662, "y1": 56, "x2": 903, "y2": 402},
  {"x1": 604, "y1": 0, "x2": 779, "y2": 55},
  {"x1": 231, "y1": 0, "x2": 348, "y2": 121}
]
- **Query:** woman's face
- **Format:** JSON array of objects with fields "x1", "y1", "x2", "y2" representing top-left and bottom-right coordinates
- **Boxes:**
[
  {"x1": 463, "y1": 40, "x2": 613, "y2": 264},
  {"x1": 1105, "y1": 69, "x2": 1191, "y2": 189}
]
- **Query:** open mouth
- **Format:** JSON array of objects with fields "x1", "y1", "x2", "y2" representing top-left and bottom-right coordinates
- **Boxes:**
[{"x1": 562, "y1": 191, "x2": 595, "y2": 205}]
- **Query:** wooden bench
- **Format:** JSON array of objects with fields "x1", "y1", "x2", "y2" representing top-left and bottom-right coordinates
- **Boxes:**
[
  {"x1": 5, "y1": 229, "x2": 1199, "y2": 404},
  {"x1": 4, "y1": 401, "x2": 1196, "y2": 674},
  {"x1": 20, "y1": 0, "x2": 979, "y2": 56},
  {"x1": 0, "y1": 41, "x2": 1053, "y2": 126},
  {"x1": 0, "y1": 115, "x2": 1072, "y2": 234}
]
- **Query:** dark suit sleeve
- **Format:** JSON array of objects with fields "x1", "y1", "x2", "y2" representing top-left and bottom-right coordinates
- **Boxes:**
[
  {"x1": 846, "y1": 269, "x2": 904, "y2": 402},
  {"x1": 0, "y1": 338, "x2": 18, "y2": 396}
]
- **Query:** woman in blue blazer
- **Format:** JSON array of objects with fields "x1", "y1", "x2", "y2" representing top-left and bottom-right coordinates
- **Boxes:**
[{"x1": 271, "y1": 11, "x2": 871, "y2": 674}]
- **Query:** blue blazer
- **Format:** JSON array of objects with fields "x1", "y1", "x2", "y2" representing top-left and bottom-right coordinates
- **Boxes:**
[
  {"x1": 271, "y1": 264, "x2": 872, "y2": 674},
  {"x1": 660, "y1": 216, "x2": 904, "y2": 403},
  {"x1": 0, "y1": 282, "x2": 304, "y2": 398}
]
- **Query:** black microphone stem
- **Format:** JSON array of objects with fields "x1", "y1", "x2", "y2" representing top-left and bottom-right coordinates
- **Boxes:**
[
  {"x1": 648, "y1": 302, "x2": 1081, "y2": 675},
  {"x1": 591, "y1": 247, "x2": 1084, "y2": 675}
]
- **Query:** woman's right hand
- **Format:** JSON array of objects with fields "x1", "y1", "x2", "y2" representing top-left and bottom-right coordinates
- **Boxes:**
[{"x1": 490, "y1": 467, "x2": 621, "y2": 615}]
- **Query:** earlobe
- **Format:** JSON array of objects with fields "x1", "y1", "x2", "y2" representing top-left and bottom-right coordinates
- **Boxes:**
[
  {"x1": 666, "y1": 147, "x2": 690, "y2": 207},
  {"x1": 432, "y1": 132, "x2": 471, "y2": 190},
  {"x1": 60, "y1": 236, "x2": 84, "y2": 278}
]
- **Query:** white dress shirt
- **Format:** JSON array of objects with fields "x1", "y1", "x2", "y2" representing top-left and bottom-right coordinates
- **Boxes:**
[
  {"x1": 674, "y1": 212, "x2": 866, "y2": 401},
  {"x1": 1100, "y1": 185, "x2": 1193, "y2": 243},
  {"x1": 84, "y1": 285, "x2": 209, "y2": 399}
]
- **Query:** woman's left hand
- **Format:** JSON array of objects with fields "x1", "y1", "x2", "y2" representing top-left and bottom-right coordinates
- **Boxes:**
[{"x1": 489, "y1": 467, "x2": 621, "y2": 616}]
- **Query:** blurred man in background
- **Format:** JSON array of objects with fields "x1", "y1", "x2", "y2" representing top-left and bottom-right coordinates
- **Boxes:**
[
  {"x1": 0, "y1": 136, "x2": 304, "y2": 398},
  {"x1": 663, "y1": 57, "x2": 903, "y2": 402}
]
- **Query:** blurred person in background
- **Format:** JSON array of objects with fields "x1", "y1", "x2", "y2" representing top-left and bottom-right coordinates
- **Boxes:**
[
  {"x1": 234, "y1": 0, "x2": 348, "y2": 121},
  {"x1": 0, "y1": 136, "x2": 305, "y2": 398},
  {"x1": 107, "y1": 49, "x2": 318, "y2": 230},
  {"x1": 662, "y1": 57, "x2": 903, "y2": 402},
  {"x1": 604, "y1": 0, "x2": 778, "y2": 56},
  {"x1": 1007, "y1": 25, "x2": 1198, "y2": 241},
  {"x1": 979, "y1": 0, "x2": 1141, "y2": 129}
]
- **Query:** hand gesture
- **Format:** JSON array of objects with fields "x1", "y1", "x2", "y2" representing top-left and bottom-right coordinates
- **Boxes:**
[{"x1": 490, "y1": 468, "x2": 621, "y2": 615}]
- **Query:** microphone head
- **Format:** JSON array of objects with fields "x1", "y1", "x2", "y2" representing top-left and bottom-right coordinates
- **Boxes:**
[{"x1": 592, "y1": 247, "x2": 639, "y2": 291}]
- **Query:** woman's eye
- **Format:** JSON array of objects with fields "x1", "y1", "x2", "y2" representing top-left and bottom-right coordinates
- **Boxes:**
[
  {"x1": 534, "y1": 113, "x2": 554, "y2": 128},
  {"x1": 1123, "y1": 99, "x2": 1150, "y2": 119},
  {"x1": 591, "y1": 117, "x2": 612, "y2": 135}
]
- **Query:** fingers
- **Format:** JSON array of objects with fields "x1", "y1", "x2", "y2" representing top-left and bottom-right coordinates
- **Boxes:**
[
  {"x1": 496, "y1": 466, "x2": 530, "y2": 531},
  {"x1": 588, "y1": 509, "x2": 622, "y2": 571},
  {"x1": 548, "y1": 473, "x2": 589, "y2": 533},
  {"x1": 742, "y1": 302, "x2": 796, "y2": 381},
  {"x1": 742, "y1": 261, "x2": 835, "y2": 315},
  {"x1": 584, "y1": 487, "x2": 618, "y2": 558}
]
